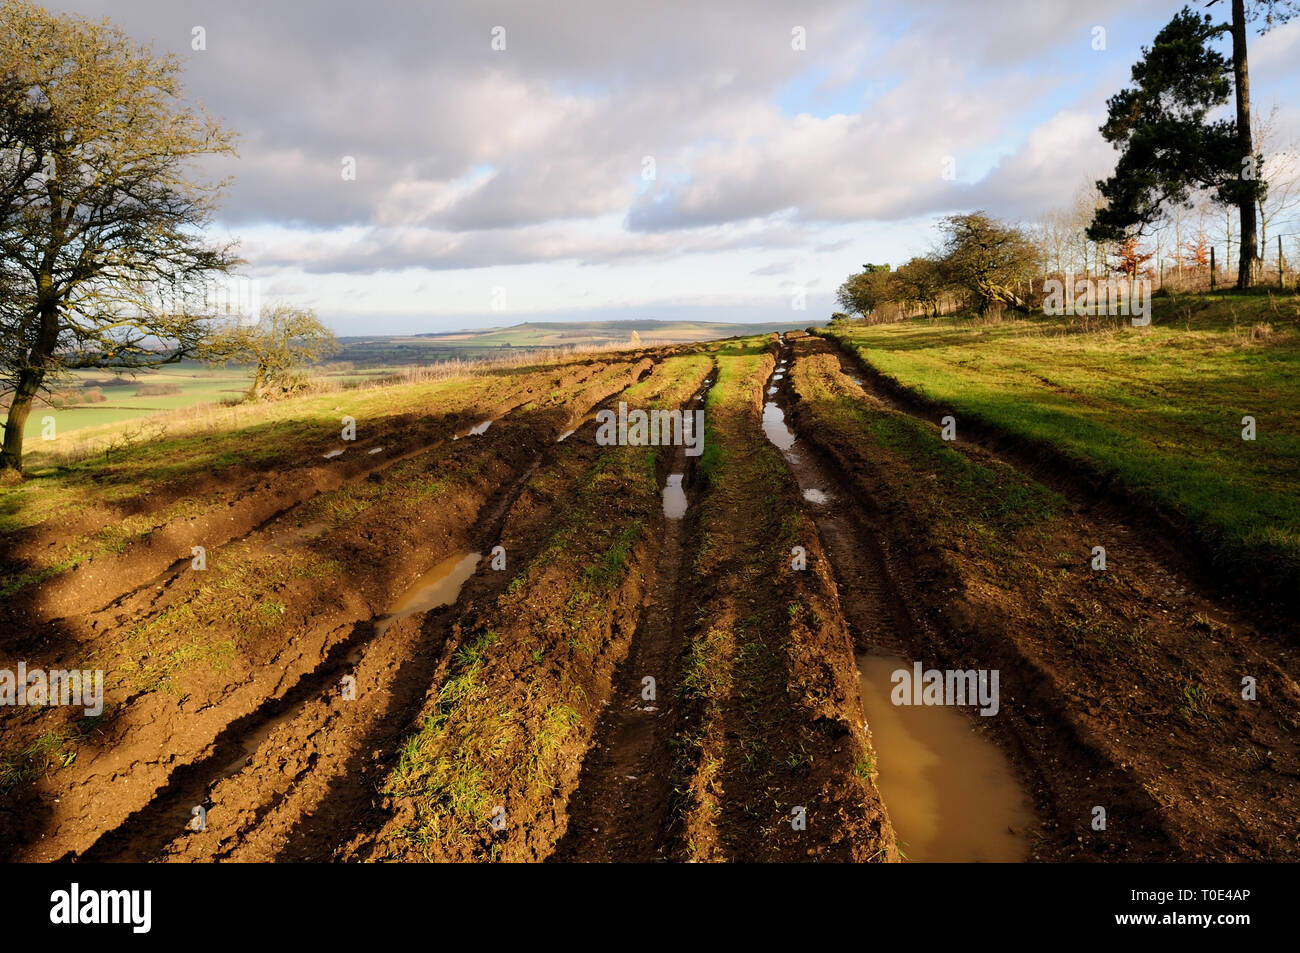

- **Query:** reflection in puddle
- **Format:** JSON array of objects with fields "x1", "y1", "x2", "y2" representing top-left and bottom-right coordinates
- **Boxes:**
[
  {"x1": 761, "y1": 401, "x2": 796, "y2": 452},
  {"x1": 557, "y1": 429, "x2": 576, "y2": 442},
  {"x1": 454, "y1": 420, "x2": 494, "y2": 441},
  {"x1": 857, "y1": 653, "x2": 1033, "y2": 862},
  {"x1": 322, "y1": 449, "x2": 344, "y2": 459},
  {"x1": 764, "y1": 383, "x2": 830, "y2": 502},
  {"x1": 662, "y1": 473, "x2": 687, "y2": 519},
  {"x1": 375, "y1": 551, "x2": 482, "y2": 639}
]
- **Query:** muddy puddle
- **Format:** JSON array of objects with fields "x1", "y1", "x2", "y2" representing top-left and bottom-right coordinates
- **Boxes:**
[
  {"x1": 662, "y1": 473, "x2": 687, "y2": 519},
  {"x1": 371, "y1": 551, "x2": 482, "y2": 642},
  {"x1": 453, "y1": 420, "x2": 494, "y2": 440},
  {"x1": 761, "y1": 401, "x2": 797, "y2": 452},
  {"x1": 856, "y1": 653, "x2": 1033, "y2": 862}
]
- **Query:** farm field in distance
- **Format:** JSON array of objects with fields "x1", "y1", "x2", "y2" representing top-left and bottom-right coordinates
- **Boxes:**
[
  {"x1": 2, "y1": 305, "x2": 1296, "y2": 864},
  {"x1": 11, "y1": 319, "x2": 810, "y2": 452},
  {"x1": 335, "y1": 318, "x2": 813, "y2": 365},
  {"x1": 13, "y1": 361, "x2": 397, "y2": 443}
]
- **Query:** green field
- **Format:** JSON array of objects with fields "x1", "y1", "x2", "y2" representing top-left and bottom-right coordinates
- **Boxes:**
[
  {"x1": 18, "y1": 361, "x2": 397, "y2": 441},
  {"x1": 21, "y1": 363, "x2": 248, "y2": 440},
  {"x1": 824, "y1": 291, "x2": 1300, "y2": 594}
]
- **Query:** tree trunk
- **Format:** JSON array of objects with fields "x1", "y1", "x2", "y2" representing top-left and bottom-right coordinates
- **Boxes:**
[
  {"x1": 1230, "y1": 0, "x2": 1258, "y2": 289},
  {"x1": 1, "y1": 387, "x2": 35, "y2": 472},
  {"x1": 248, "y1": 364, "x2": 267, "y2": 401},
  {"x1": 0, "y1": 300, "x2": 59, "y2": 473}
]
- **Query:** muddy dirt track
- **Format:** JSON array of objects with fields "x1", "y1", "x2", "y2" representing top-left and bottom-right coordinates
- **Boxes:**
[{"x1": 1, "y1": 338, "x2": 1295, "y2": 863}]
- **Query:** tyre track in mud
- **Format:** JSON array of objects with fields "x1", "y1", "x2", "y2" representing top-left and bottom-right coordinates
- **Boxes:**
[
  {"x1": 3, "y1": 360, "x2": 656, "y2": 862},
  {"x1": 77, "y1": 358, "x2": 678, "y2": 862},
  {"x1": 78, "y1": 454, "x2": 545, "y2": 862},
  {"x1": 13, "y1": 359, "x2": 637, "y2": 633},
  {"x1": 778, "y1": 335, "x2": 1300, "y2": 860},
  {"x1": 549, "y1": 369, "x2": 716, "y2": 862},
  {"x1": 664, "y1": 344, "x2": 894, "y2": 862},
  {"x1": 763, "y1": 345, "x2": 920, "y2": 654},
  {"x1": 342, "y1": 355, "x2": 716, "y2": 862},
  {"x1": 765, "y1": 336, "x2": 1167, "y2": 860}
]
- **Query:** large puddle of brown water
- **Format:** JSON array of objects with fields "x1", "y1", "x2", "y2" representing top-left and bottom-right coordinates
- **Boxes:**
[{"x1": 856, "y1": 653, "x2": 1033, "y2": 862}]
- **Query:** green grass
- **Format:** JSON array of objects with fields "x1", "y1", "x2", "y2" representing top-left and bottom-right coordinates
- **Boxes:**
[
  {"x1": 17, "y1": 362, "x2": 253, "y2": 440},
  {"x1": 824, "y1": 291, "x2": 1300, "y2": 592},
  {"x1": 16, "y1": 360, "x2": 403, "y2": 441},
  {"x1": 0, "y1": 717, "x2": 101, "y2": 794}
]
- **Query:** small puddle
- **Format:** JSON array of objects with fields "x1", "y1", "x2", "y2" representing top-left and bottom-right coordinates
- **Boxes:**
[
  {"x1": 662, "y1": 473, "x2": 687, "y2": 519},
  {"x1": 372, "y1": 551, "x2": 482, "y2": 641},
  {"x1": 453, "y1": 419, "x2": 495, "y2": 441},
  {"x1": 856, "y1": 653, "x2": 1033, "y2": 862},
  {"x1": 761, "y1": 401, "x2": 796, "y2": 452},
  {"x1": 802, "y1": 488, "x2": 831, "y2": 505},
  {"x1": 223, "y1": 551, "x2": 482, "y2": 779},
  {"x1": 557, "y1": 428, "x2": 577, "y2": 442}
]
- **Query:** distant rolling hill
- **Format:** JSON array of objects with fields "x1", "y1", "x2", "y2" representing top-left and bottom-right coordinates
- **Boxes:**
[{"x1": 337, "y1": 318, "x2": 817, "y2": 364}]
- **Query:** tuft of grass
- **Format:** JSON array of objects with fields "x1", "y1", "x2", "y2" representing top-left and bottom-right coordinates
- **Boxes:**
[{"x1": 0, "y1": 718, "x2": 100, "y2": 794}]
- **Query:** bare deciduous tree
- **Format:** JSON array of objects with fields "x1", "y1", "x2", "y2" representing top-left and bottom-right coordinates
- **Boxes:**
[{"x1": 202, "y1": 305, "x2": 339, "y2": 401}]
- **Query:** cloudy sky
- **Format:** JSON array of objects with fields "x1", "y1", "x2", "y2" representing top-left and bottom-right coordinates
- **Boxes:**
[{"x1": 50, "y1": 1, "x2": 1300, "y2": 334}]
